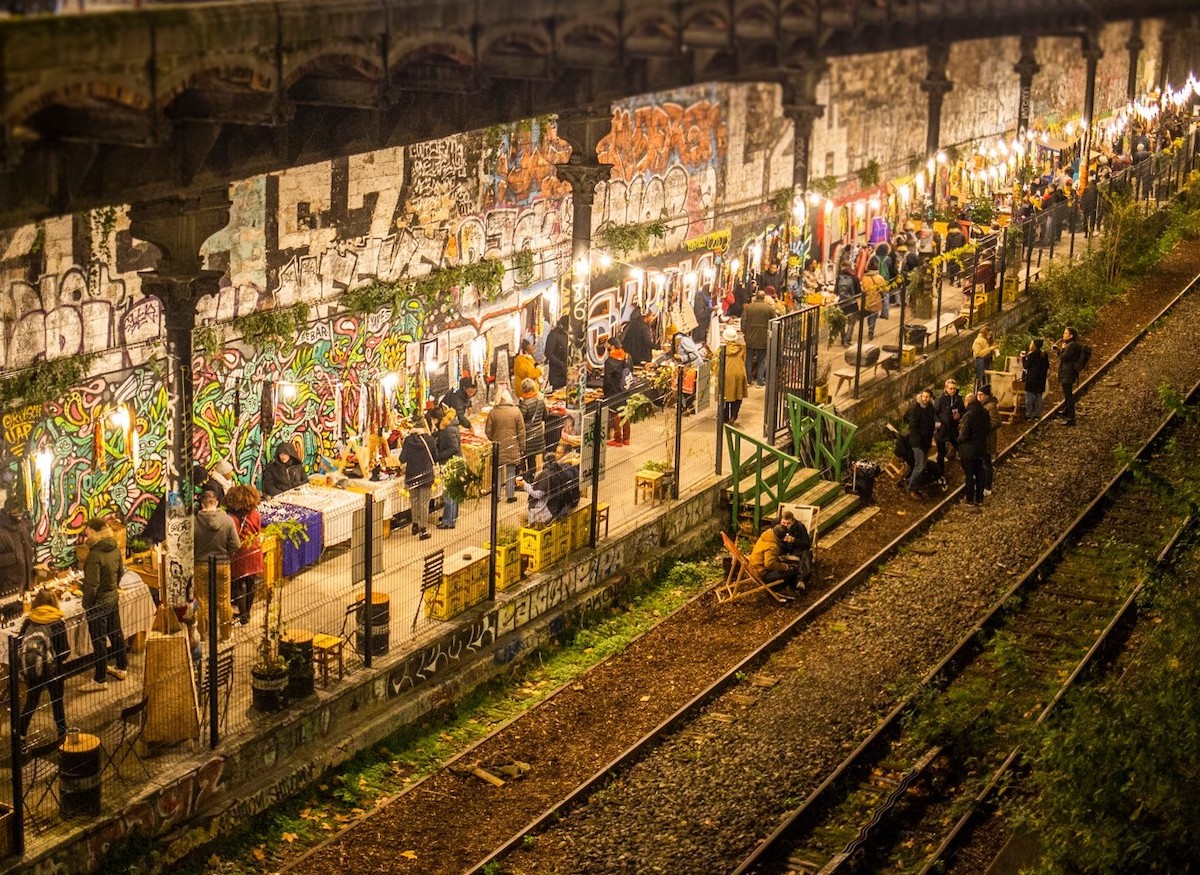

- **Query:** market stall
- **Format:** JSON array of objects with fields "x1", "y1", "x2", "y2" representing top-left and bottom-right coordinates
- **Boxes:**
[
  {"x1": 259, "y1": 500, "x2": 324, "y2": 576},
  {"x1": 273, "y1": 484, "x2": 363, "y2": 548}
]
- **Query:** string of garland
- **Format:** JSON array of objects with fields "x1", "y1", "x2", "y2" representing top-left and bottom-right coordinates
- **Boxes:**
[
  {"x1": 597, "y1": 220, "x2": 668, "y2": 256},
  {"x1": 0, "y1": 352, "x2": 98, "y2": 411},
  {"x1": 341, "y1": 257, "x2": 507, "y2": 319}
]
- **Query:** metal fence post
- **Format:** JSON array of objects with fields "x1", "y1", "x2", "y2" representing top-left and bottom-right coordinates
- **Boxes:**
[
  {"x1": 997, "y1": 226, "x2": 1007, "y2": 313},
  {"x1": 363, "y1": 493, "x2": 374, "y2": 670},
  {"x1": 715, "y1": 346, "x2": 727, "y2": 476},
  {"x1": 1025, "y1": 218, "x2": 1034, "y2": 287},
  {"x1": 488, "y1": 441, "x2": 500, "y2": 602},
  {"x1": 207, "y1": 556, "x2": 218, "y2": 750},
  {"x1": 589, "y1": 406, "x2": 602, "y2": 549},
  {"x1": 1048, "y1": 204, "x2": 1057, "y2": 262},
  {"x1": 852, "y1": 289, "x2": 865, "y2": 399},
  {"x1": 673, "y1": 368, "x2": 684, "y2": 499},
  {"x1": 965, "y1": 244, "x2": 977, "y2": 325},
  {"x1": 9, "y1": 634, "x2": 24, "y2": 858}
]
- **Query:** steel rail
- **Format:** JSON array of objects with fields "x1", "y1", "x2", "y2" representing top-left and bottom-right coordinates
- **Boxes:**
[
  {"x1": 468, "y1": 269, "x2": 1200, "y2": 875},
  {"x1": 732, "y1": 371, "x2": 1200, "y2": 875}
]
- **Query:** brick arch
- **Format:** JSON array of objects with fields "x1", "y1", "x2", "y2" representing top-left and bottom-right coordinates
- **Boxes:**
[
  {"x1": 157, "y1": 60, "x2": 279, "y2": 107},
  {"x1": 624, "y1": 11, "x2": 679, "y2": 42},
  {"x1": 734, "y1": 0, "x2": 777, "y2": 27},
  {"x1": 478, "y1": 25, "x2": 553, "y2": 59},
  {"x1": 682, "y1": 3, "x2": 731, "y2": 32},
  {"x1": 6, "y1": 79, "x2": 151, "y2": 128},
  {"x1": 780, "y1": 0, "x2": 820, "y2": 17},
  {"x1": 557, "y1": 18, "x2": 621, "y2": 50},
  {"x1": 283, "y1": 49, "x2": 385, "y2": 89},
  {"x1": 389, "y1": 36, "x2": 476, "y2": 69}
]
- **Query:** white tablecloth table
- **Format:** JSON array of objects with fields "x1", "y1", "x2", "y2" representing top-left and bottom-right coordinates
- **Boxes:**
[
  {"x1": 0, "y1": 572, "x2": 155, "y2": 665},
  {"x1": 274, "y1": 484, "x2": 365, "y2": 548}
]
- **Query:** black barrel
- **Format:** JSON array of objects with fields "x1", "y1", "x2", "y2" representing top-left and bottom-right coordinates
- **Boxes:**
[
  {"x1": 59, "y1": 732, "x2": 102, "y2": 817},
  {"x1": 356, "y1": 592, "x2": 390, "y2": 656},
  {"x1": 279, "y1": 630, "x2": 315, "y2": 699}
]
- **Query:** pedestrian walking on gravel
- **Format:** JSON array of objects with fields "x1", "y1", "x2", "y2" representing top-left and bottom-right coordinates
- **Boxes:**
[
  {"x1": 957, "y1": 392, "x2": 989, "y2": 508},
  {"x1": 978, "y1": 384, "x2": 1001, "y2": 496},
  {"x1": 933, "y1": 379, "x2": 965, "y2": 467},
  {"x1": 904, "y1": 389, "x2": 936, "y2": 498},
  {"x1": 1053, "y1": 326, "x2": 1086, "y2": 426},
  {"x1": 1021, "y1": 337, "x2": 1050, "y2": 419}
]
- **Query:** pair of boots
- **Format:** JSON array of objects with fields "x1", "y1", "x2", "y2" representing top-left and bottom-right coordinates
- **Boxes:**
[{"x1": 411, "y1": 522, "x2": 431, "y2": 540}]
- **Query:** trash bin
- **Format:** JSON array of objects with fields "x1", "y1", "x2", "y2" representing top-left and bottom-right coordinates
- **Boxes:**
[
  {"x1": 845, "y1": 460, "x2": 882, "y2": 503},
  {"x1": 904, "y1": 324, "x2": 928, "y2": 349}
]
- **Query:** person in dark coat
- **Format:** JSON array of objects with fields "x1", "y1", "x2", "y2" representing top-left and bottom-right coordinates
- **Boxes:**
[
  {"x1": 691, "y1": 285, "x2": 713, "y2": 344},
  {"x1": 0, "y1": 504, "x2": 34, "y2": 599},
  {"x1": 978, "y1": 385, "x2": 1002, "y2": 496},
  {"x1": 957, "y1": 392, "x2": 989, "y2": 508},
  {"x1": 398, "y1": 419, "x2": 437, "y2": 539},
  {"x1": 81, "y1": 517, "x2": 127, "y2": 691},
  {"x1": 1022, "y1": 337, "x2": 1051, "y2": 419},
  {"x1": 603, "y1": 338, "x2": 631, "y2": 446},
  {"x1": 1053, "y1": 326, "x2": 1086, "y2": 426},
  {"x1": 904, "y1": 389, "x2": 936, "y2": 498},
  {"x1": 741, "y1": 292, "x2": 776, "y2": 386},
  {"x1": 441, "y1": 377, "x2": 478, "y2": 432},
  {"x1": 192, "y1": 463, "x2": 225, "y2": 506},
  {"x1": 262, "y1": 442, "x2": 306, "y2": 497},
  {"x1": 545, "y1": 316, "x2": 570, "y2": 390},
  {"x1": 17, "y1": 588, "x2": 71, "y2": 745},
  {"x1": 620, "y1": 305, "x2": 654, "y2": 367},
  {"x1": 932, "y1": 379, "x2": 965, "y2": 468},
  {"x1": 430, "y1": 405, "x2": 462, "y2": 529}
]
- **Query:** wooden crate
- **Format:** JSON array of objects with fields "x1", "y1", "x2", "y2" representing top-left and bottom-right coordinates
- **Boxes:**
[
  {"x1": 426, "y1": 550, "x2": 489, "y2": 620},
  {"x1": 486, "y1": 542, "x2": 523, "y2": 592}
]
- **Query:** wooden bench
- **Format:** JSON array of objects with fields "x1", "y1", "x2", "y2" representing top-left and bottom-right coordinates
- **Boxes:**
[
  {"x1": 923, "y1": 311, "x2": 966, "y2": 340},
  {"x1": 716, "y1": 532, "x2": 794, "y2": 604}
]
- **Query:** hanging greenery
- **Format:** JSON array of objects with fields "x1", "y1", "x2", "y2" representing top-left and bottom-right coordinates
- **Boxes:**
[
  {"x1": 618, "y1": 392, "x2": 657, "y2": 426},
  {"x1": 598, "y1": 220, "x2": 669, "y2": 256},
  {"x1": 966, "y1": 198, "x2": 997, "y2": 227},
  {"x1": 810, "y1": 175, "x2": 840, "y2": 198},
  {"x1": 342, "y1": 257, "x2": 507, "y2": 319},
  {"x1": 514, "y1": 249, "x2": 536, "y2": 287},
  {"x1": 441, "y1": 455, "x2": 484, "y2": 504},
  {"x1": 769, "y1": 188, "x2": 793, "y2": 215},
  {"x1": 91, "y1": 206, "x2": 118, "y2": 266},
  {"x1": 30, "y1": 223, "x2": 45, "y2": 257},
  {"x1": 232, "y1": 303, "x2": 311, "y2": 353},
  {"x1": 0, "y1": 352, "x2": 97, "y2": 412},
  {"x1": 856, "y1": 159, "x2": 882, "y2": 188},
  {"x1": 194, "y1": 325, "x2": 226, "y2": 359}
]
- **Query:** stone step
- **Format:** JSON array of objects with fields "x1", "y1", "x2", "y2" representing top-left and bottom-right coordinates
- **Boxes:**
[{"x1": 816, "y1": 493, "x2": 861, "y2": 535}]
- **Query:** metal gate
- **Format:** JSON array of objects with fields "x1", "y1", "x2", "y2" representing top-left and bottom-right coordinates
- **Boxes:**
[{"x1": 763, "y1": 304, "x2": 820, "y2": 442}]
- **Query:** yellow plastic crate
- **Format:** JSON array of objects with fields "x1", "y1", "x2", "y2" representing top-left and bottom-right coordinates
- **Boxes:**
[
  {"x1": 485, "y1": 542, "x2": 523, "y2": 592},
  {"x1": 425, "y1": 550, "x2": 489, "y2": 620},
  {"x1": 567, "y1": 506, "x2": 592, "y2": 552},
  {"x1": 520, "y1": 522, "x2": 568, "y2": 573}
]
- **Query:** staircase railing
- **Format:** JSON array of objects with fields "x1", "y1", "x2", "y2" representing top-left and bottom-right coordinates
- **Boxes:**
[
  {"x1": 725, "y1": 425, "x2": 808, "y2": 533},
  {"x1": 786, "y1": 393, "x2": 857, "y2": 483}
]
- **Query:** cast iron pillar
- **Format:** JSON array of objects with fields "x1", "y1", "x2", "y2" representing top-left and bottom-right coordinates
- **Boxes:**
[
  {"x1": 1126, "y1": 22, "x2": 1144, "y2": 101},
  {"x1": 1081, "y1": 36, "x2": 1104, "y2": 190},
  {"x1": 1013, "y1": 36, "x2": 1041, "y2": 138},
  {"x1": 921, "y1": 43, "x2": 953, "y2": 205},
  {"x1": 129, "y1": 190, "x2": 231, "y2": 607},
  {"x1": 554, "y1": 108, "x2": 614, "y2": 366},
  {"x1": 781, "y1": 61, "x2": 829, "y2": 196}
]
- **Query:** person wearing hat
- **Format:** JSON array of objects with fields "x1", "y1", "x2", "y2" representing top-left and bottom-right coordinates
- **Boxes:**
[
  {"x1": 721, "y1": 326, "x2": 748, "y2": 424},
  {"x1": 441, "y1": 377, "x2": 478, "y2": 432}
]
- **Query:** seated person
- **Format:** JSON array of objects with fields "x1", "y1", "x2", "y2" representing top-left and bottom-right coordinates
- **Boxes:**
[
  {"x1": 748, "y1": 515, "x2": 809, "y2": 593},
  {"x1": 544, "y1": 455, "x2": 582, "y2": 520},
  {"x1": 776, "y1": 510, "x2": 813, "y2": 582},
  {"x1": 516, "y1": 466, "x2": 553, "y2": 527}
]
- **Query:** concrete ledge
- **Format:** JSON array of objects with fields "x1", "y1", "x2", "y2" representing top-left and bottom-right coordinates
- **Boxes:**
[{"x1": 9, "y1": 480, "x2": 726, "y2": 875}]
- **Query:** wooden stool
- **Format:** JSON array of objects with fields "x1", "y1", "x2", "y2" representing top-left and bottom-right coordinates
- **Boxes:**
[
  {"x1": 595, "y1": 503, "x2": 610, "y2": 539},
  {"x1": 634, "y1": 471, "x2": 666, "y2": 505},
  {"x1": 311, "y1": 633, "x2": 345, "y2": 687}
]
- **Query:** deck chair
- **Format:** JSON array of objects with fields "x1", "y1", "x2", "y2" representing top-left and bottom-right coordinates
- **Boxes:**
[
  {"x1": 715, "y1": 532, "x2": 793, "y2": 604},
  {"x1": 22, "y1": 738, "x2": 61, "y2": 824},
  {"x1": 103, "y1": 695, "x2": 151, "y2": 780},
  {"x1": 198, "y1": 648, "x2": 235, "y2": 736},
  {"x1": 411, "y1": 549, "x2": 445, "y2": 631}
]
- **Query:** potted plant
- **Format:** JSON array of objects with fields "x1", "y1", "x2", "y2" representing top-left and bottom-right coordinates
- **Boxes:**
[
  {"x1": 814, "y1": 360, "x2": 832, "y2": 404},
  {"x1": 251, "y1": 520, "x2": 308, "y2": 712},
  {"x1": 127, "y1": 535, "x2": 154, "y2": 564},
  {"x1": 824, "y1": 305, "x2": 846, "y2": 349}
]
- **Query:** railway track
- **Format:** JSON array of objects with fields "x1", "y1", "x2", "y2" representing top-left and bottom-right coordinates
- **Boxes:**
[
  {"x1": 463, "y1": 273, "x2": 1200, "y2": 875},
  {"x1": 731, "y1": 386, "x2": 1200, "y2": 875}
]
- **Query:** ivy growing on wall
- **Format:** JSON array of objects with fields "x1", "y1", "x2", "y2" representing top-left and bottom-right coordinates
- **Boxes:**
[
  {"x1": 231, "y1": 303, "x2": 311, "y2": 353},
  {"x1": 809, "y1": 175, "x2": 840, "y2": 198},
  {"x1": 340, "y1": 257, "x2": 507, "y2": 319},
  {"x1": 194, "y1": 325, "x2": 226, "y2": 359},
  {"x1": 0, "y1": 353, "x2": 98, "y2": 412},
  {"x1": 769, "y1": 188, "x2": 793, "y2": 214},
  {"x1": 856, "y1": 158, "x2": 882, "y2": 188},
  {"x1": 597, "y1": 220, "x2": 669, "y2": 256},
  {"x1": 514, "y1": 249, "x2": 536, "y2": 287}
]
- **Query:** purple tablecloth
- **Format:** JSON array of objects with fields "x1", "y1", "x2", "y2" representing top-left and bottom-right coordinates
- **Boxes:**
[{"x1": 260, "y1": 502, "x2": 324, "y2": 576}]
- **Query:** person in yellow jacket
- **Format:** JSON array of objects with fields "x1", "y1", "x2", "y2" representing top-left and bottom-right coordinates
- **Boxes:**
[
  {"x1": 860, "y1": 265, "x2": 887, "y2": 340},
  {"x1": 512, "y1": 339, "x2": 542, "y2": 385},
  {"x1": 748, "y1": 519, "x2": 805, "y2": 593}
]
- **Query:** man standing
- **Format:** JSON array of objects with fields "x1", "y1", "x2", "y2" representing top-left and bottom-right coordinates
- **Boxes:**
[
  {"x1": 692, "y1": 285, "x2": 713, "y2": 344},
  {"x1": 904, "y1": 389, "x2": 936, "y2": 498},
  {"x1": 545, "y1": 316, "x2": 570, "y2": 390},
  {"x1": 932, "y1": 379, "x2": 964, "y2": 468},
  {"x1": 441, "y1": 377, "x2": 478, "y2": 432},
  {"x1": 957, "y1": 391, "x2": 988, "y2": 509},
  {"x1": 833, "y1": 265, "x2": 862, "y2": 348},
  {"x1": 978, "y1": 385, "x2": 1002, "y2": 497},
  {"x1": 1053, "y1": 326, "x2": 1086, "y2": 426},
  {"x1": 741, "y1": 291, "x2": 776, "y2": 386},
  {"x1": 194, "y1": 489, "x2": 240, "y2": 641},
  {"x1": 1021, "y1": 337, "x2": 1050, "y2": 419},
  {"x1": 81, "y1": 517, "x2": 129, "y2": 691}
]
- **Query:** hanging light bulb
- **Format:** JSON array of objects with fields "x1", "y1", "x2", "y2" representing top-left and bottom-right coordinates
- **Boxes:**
[
  {"x1": 279, "y1": 381, "x2": 298, "y2": 402},
  {"x1": 598, "y1": 252, "x2": 613, "y2": 268}
]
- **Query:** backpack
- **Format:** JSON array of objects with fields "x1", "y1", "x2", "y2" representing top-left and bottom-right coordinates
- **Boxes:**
[
  {"x1": 835, "y1": 273, "x2": 856, "y2": 300},
  {"x1": 1078, "y1": 343, "x2": 1092, "y2": 371},
  {"x1": 547, "y1": 463, "x2": 581, "y2": 519},
  {"x1": 19, "y1": 624, "x2": 55, "y2": 685}
]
